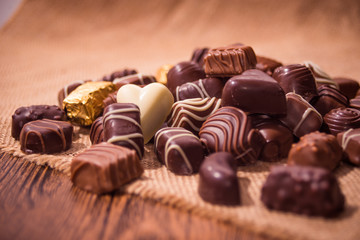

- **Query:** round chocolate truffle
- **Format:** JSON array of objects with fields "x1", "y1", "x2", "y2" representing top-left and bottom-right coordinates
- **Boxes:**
[{"x1": 323, "y1": 107, "x2": 360, "y2": 135}]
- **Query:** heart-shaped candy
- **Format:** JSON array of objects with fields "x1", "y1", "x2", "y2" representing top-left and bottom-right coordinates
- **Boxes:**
[{"x1": 117, "y1": 83, "x2": 174, "y2": 143}]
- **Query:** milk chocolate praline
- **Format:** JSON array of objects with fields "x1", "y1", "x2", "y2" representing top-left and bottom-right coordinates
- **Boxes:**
[
  {"x1": 198, "y1": 152, "x2": 240, "y2": 205},
  {"x1": 337, "y1": 128, "x2": 360, "y2": 166},
  {"x1": 323, "y1": 107, "x2": 360, "y2": 135}
]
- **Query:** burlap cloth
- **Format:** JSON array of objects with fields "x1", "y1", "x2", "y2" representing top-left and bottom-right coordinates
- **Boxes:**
[{"x1": 1, "y1": 0, "x2": 360, "y2": 239}]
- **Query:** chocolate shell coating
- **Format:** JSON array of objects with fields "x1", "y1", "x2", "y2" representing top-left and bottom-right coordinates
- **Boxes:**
[
  {"x1": 273, "y1": 64, "x2": 318, "y2": 102},
  {"x1": 167, "y1": 61, "x2": 206, "y2": 96},
  {"x1": 350, "y1": 96, "x2": 360, "y2": 110},
  {"x1": 333, "y1": 77, "x2": 360, "y2": 100},
  {"x1": 303, "y1": 61, "x2": 337, "y2": 89},
  {"x1": 250, "y1": 115, "x2": 293, "y2": 162},
  {"x1": 154, "y1": 127, "x2": 204, "y2": 175},
  {"x1": 71, "y1": 142, "x2": 144, "y2": 194},
  {"x1": 256, "y1": 55, "x2": 282, "y2": 76},
  {"x1": 175, "y1": 77, "x2": 224, "y2": 102},
  {"x1": 198, "y1": 152, "x2": 240, "y2": 205},
  {"x1": 337, "y1": 128, "x2": 360, "y2": 166},
  {"x1": 103, "y1": 91, "x2": 118, "y2": 108},
  {"x1": 323, "y1": 107, "x2": 360, "y2": 135},
  {"x1": 310, "y1": 85, "x2": 349, "y2": 116},
  {"x1": 199, "y1": 106, "x2": 265, "y2": 165},
  {"x1": 113, "y1": 73, "x2": 156, "y2": 90},
  {"x1": 261, "y1": 165, "x2": 345, "y2": 217},
  {"x1": 103, "y1": 103, "x2": 144, "y2": 159},
  {"x1": 167, "y1": 97, "x2": 222, "y2": 135},
  {"x1": 89, "y1": 116, "x2": 104, "y2": 144},
  {"x1": 221, "y1": 69, "x2": 287, "y2": 116},
  {"x1": 102, "y1": 68, "x2": 138, "y2": 82},
  {"x1": 204, "y1": 46, "x2": 257, "y2": 77},
  {"x1": 20, "y1": 119, "x2": 73, "y2": 154},
  {"x1": 190, "y1": 47, "x2": 209, "y2": 67},
  {"x1": 288, "y1": 131, "x2": 342, "y2": 171},
  {"x1": 12, "y1": 105, "x2": 66, "y2": 140},
  {"x1": 279, "y1": 93, "x2": 322, "y2": 138}
]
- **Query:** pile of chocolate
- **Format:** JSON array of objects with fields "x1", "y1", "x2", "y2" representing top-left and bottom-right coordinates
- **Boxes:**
[{"x1": 11, "y1": 43, "x2": 360, "y2": 218}]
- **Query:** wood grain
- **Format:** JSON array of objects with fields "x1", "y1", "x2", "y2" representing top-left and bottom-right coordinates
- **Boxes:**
[{"x1": 0, "y1": 152, "x2": 270, "y2": 240}]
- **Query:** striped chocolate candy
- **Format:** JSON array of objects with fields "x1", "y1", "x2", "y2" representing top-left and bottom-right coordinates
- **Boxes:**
[
  {"x1": 103, "y1": 103, "x2": 144, "y2": 158},
  {"x1": 199, "y1": 106, "x2": 265, "y2": 165},
  {"x1": 167, "y1": 97, "x2": 221, "y2": 135},
  {"x1": 113, "y1": 73, "x2": 156, "y2": 89}
]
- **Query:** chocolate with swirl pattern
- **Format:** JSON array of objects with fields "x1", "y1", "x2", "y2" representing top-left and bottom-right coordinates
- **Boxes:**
[
  {"x1": 167, "y1": 97, "x2": 222, "y2": 135},
  {"x1": 273, "y1": 64, "x2": 318, "y2": 102},
  {"x1": 20, "y1": 119, "x2": 73, "y2": 154},
  {"x1": 337, "y1": 128, "x2": 360, "y2": 166},
  {"x1": 175, "y1": 78, "x2": 224, "y2": 102},
  {"x1": 154, "y1": 127, "x2": 204, "y2": 175},
  {"x1": 323, "y1": 107, "x2": 360, "y2": 135},
  {"x1": 71, "y1": 142, "x2": 143, "y2": 194},
  {"x1": 199, "y1": 106, "x2": 265, "y2": 165},
  {"x1": 89, "y1": 116, "x2": 104, "y2": 144},
  {"x1": 103, "y1": 103, "x2": 144, "y2": 158},
  {"x1": 204, "y1": 46, "x2": 257, "y2": 77}
]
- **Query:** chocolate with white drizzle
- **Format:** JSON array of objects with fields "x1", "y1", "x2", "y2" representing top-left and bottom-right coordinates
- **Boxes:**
[
  {"x1": 89, "y1": 116, "x2": 104, "y2": 144},
  {"x1": 175, "y1": 78, "x2": 224, "y2": 102},
  {"x1": 279, "y1": 93, "x2": 323, "y2": 138},
  {"x1": 113, "y1": 73, "x2": 156, "y2": 89},
  {"x1": 199, "y1": 106, "x2": 265, "y2": 165},
  {"x1": 20, "y1": 119, "x2": 73, "y2": 154},
  {"x1": 167, "y1": 97, "x2": 221, "y2": 135},
  {"x1": 303, "y1": 61, "x2": 338, "y2": 89},
  {"x1": 337, "y1": 128, "x2": 360, "y2": 166},
  {"x1": 154, "y1": 127, "x2": 204, "y2": 175},
  {"x1": 103, "y1": 103, "x2": 144, "y2": 158}
]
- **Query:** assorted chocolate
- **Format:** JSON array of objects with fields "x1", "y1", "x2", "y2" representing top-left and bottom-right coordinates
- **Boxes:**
[
  {"x1": 154, "y1": 127, "x2": 204, "y2": 175},
  {"x1": 198, "y1": 152, "x2": 240, "y2": 205},
  {"x1": 13, "y1": 42, "x2": 360, "y2": 217},
  {"x1": 288, "y1": 131, "x2": 342, "y2": 171},
  {"x1": 221, "y1": 69, "x2": 286, "y2": 115},
  {"x1": 103, "y1": 103, "x2": 144, "y2": 158},
  {"x1": 12, "y1": 105, "x2": 66, "y2": 139},
  {"x1": 71, "y1": 142, "x2": 143, "y2": 194},
  {"x1": 199, "y1": 106, "x2": 265, "y2": 165},
  {"x1": 261, "y1": 165, "x2": 345, "y2": 217},
  {"x1": 20, "y1": 119, "x2": 73, "y2": 154}
]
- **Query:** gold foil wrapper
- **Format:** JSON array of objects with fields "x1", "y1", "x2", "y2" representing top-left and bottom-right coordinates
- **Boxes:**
[
  {"x1": 156, "y1": 64, "x2": 173, "y2": 85},
  {"x1": 63, "y1": 81, "x2": 115, "y2": 126}
]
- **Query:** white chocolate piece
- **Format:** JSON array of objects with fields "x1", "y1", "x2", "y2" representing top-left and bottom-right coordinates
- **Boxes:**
[{"x1": 117, "y1": 83, "x2": 174, "y2": 143}]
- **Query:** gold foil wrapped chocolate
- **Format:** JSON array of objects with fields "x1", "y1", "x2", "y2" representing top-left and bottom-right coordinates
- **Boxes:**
[
  {"x1": 156, "y1": 64, "x2": 173, "y2": 85},
  {"x1": 63, "y1": 81, "x2": 115, "y2": 126}
]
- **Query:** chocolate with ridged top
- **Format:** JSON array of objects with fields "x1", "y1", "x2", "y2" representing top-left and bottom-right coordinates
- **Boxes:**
[
  {"x1": 333, "y1": 77, "x2": 359, "y2": 99},
  {"x1": 288, "y1": 131, "x2": 342, "y2": 171},
  {"x1": 167, "y1": 61, "x2": 206, "y2": 96},
  {"x1": 221, "y1": 69, "x2": 286, "y2": 115},
  {"x1": 154, "y1": 127, "x2": 204, "y2": 175},
  {"x1": 198, "y1": 152, "x2": 240, "y2": 205},
  {"x1": 89, "y1": 116, "x2": 104, "y2": 144},
  {"x1": 199, "y1": 106, "x2": 265, "y2": 165},
  {"x1": 323, "y1": 107, "x2": 360, "y2": 135},
  {"x1": 337, "y1": 128, "x2": 360, "y2": 166},
  {"x1": 20, "y1": 119, "x2": 73, "y2": 154},
  {"x1": 310, "y1": 85, "x2": 349, "y2": 116},
  {"x1": 190, "y1": 47, "x2": 209, "y2": 67},
  {"x1": 261, "y1": 165, "x2": 345, "y2": 217},
  {"x1": 175, "y1": 78, "x2": 224, "y2": 102},
  {"x1": 103, "y1": 103, "x2": 144, "y2": 158},
  {"x1": 12, "y1": 105, "x2": 66, "y2": 140},
  {"x1": 273, "y1": 64, "x2": 318, "y2": 102},
  {"x1": 102, "y1": 68, "x2": 138, "y2": 82},
  {"x1": 71, "y1": 142, "x2": 144, "y2": 194},
  {"x1": 256, "y1": 55, "x2": 282, "y2": 76},
  {"x1": 167, "y1": 97, "x2": 222, "y2": 135},
  {"x1": 113, "y1": 73, "x2": 156, "y2": 90},
  {"x1": 279, "y1": 93, "x2": 322, "y2": 137},
  {"x1": 204, "y1": 46, "x2": 257, "y2": 77},
  {"x1": 250, "y1": 114, "x2": 293, "y2": 162}
]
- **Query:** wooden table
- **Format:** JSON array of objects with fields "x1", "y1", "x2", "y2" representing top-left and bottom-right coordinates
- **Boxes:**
[{"x1": 0, "y1": 152, "x2": 268, "y2": 240}]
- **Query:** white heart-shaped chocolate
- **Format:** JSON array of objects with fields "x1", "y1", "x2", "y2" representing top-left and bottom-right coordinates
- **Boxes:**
[{"x1": 117, "y1": 83, "x2": 174, "y2": 143}]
